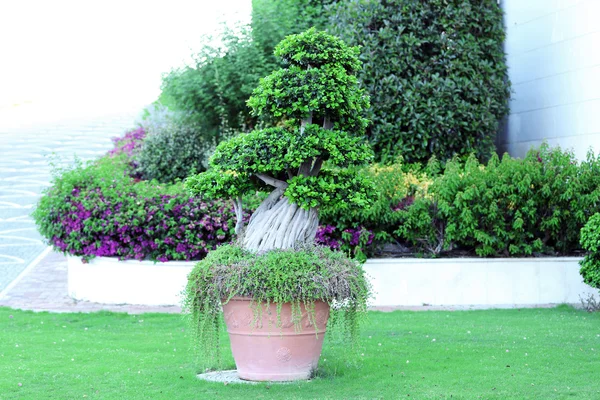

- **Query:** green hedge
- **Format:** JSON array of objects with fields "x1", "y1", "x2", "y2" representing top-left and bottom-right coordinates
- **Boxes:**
[
  {"x1": 580, "y1": 214, "x2": 600, "y2": 289},
  {"x1": 329, "y1": 0, "x2": 510, "y2": 163},
  {"x1": 397, "y1": 145, "x2": 600, "y2": 256},
  {"x1": 320, "y1": 145, "x2": 600, "y2": 258}
]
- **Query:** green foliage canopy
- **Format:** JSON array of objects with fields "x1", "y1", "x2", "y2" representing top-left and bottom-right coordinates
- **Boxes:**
[
  {"x1": 186, "y1": 29, "x2": 374, "y2": 213},
  {"x1": 580, "y1": 213, "x2": 600, "y2": 289}
]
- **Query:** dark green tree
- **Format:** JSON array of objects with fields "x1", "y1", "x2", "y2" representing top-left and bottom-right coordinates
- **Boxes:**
[{"x1": 329, "y1": 0, "x2": 510, "y2": 163}]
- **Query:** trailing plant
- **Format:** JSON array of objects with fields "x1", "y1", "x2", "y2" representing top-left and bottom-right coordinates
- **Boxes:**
[
  {"x1": 182, "y1": 243, "x2": 371, "y2": 367},
  {"x1": 580, "y1": 213, "x2": 600, "y2": 291},
  {"x1": 329, "y1": 0, "x2": 510, "y2": 163},
  {"x1": 33, "y1": 155, "x2": 247, "y2": 262}
]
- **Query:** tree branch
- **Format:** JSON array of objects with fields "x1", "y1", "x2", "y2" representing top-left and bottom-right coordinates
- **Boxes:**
[
  {"x1": 298, "y1": 159, "x2": 313, "y2": 176},
  {"x1": 323, "y1": 116, "x2": 333, "y2": 129},
  {"x1": 309, "y1": 157, "x2": 323, "y2": 176},
  {"x1": 300, "y1": 112, "x2": 313, "y2": 134},
  {"x1": 256, "y1": 173, "x2": 289, "y2": 189}
]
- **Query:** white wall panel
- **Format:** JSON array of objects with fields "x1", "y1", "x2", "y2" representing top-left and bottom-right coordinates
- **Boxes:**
[
  {"x1": 503, "y1": 0, "x2": 587, "y2": 27},
  {"x1": 499, "y1": 0, "x2": 600, "y2": 159},
  {"x1": 504, "y1": 0, "x2": 599, "y2": 56},
  {"x1": 508, "y1": 31, "x2": 600, "y2": 85},
  {"x1": 500, "y1": 99, "x2": 600, "y2": 145},
  {"x1": 509, "y1": 65, "x2": 600, "y2": 114}
]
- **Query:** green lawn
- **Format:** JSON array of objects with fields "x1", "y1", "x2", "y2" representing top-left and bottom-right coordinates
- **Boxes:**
[{"x1": 1, "y1": 306, "x2": 599, "y2": 399}]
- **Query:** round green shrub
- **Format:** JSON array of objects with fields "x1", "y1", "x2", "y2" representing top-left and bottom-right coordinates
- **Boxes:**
[
  {"x1": 329, "y1": 0, "x2": 510, "y2": 163},
  {"x1": 580, "y1": 213, "x2": 600, "y2": 289},
  {"x1": 135, "y1": 121, "x2": 214, "y2": 183}
]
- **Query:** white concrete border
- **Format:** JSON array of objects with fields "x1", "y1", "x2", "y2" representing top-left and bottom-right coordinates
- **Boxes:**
[
  {"x1": 67, "y1": 256, "x2": 196, "y2": 306},
  {"x1": 363, "y1": 257, "x2": 597, "y2": 306},
  {"x1": 68, "y1": 256, "x2": 598, "y2": 307}
]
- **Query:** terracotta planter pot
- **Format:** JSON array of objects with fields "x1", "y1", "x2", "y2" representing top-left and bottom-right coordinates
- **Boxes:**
[{"x1": 222, "y1": 297, "x2": 330, "y2": 381}]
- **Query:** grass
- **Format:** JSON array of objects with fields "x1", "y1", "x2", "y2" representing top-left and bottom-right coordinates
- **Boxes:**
[{"x1": 1, "y1": 306, "x2": 599, "y2": 399}]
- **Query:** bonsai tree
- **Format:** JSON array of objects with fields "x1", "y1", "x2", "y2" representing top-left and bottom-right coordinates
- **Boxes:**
[
  {"x1": 183, "y1": 29, "x2": 374, "y2": 376},
  {"x1": 185, "y1": 28, "x2": 374, "y2": 252}
]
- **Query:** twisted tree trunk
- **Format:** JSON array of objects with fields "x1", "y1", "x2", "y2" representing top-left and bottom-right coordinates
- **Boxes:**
[
  {"x1": 242, "y1": 188, "x2": 319, "y2": 252},
  {"x1": 240, "y1": 115, "x2": 329, "y2": 252}
]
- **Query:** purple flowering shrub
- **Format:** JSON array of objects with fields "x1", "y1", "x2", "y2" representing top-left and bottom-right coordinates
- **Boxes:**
[
  {"x1": 108, "y1": 127, "x2": 146, "y2": 179},
  {"x1": 315, "y1": 225, "x2": 374, "y2": 262},
  {"x1": 34, "y1": 155, "x2": 247, "y2": 262},
  {"x1": 108, "y1": 127, "x2": 146, "y2": 158}
]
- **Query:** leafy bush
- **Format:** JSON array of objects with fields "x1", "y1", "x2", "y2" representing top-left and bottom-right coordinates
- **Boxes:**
[
  {"x1": 107, "y1": 127, "x2": 146, "y2": 179},
  {"x1": 33, "y1": 155, "x2": 244, "y2": 262},
  {"x1": 397, "y1": 145, "x2": 600, "y2": 256},
  {"x1": 319, "y1": 160, "x2": 434, "y2": 255},
  {"x1": 135, "y1": 120, "x2": 214, "y2": 183},
  {"x1": 108, "y1": 127, "x2": 146, "y2": 159},
  {"x1": 183, "y1": 243, "x2": 371, "y2": 367},
  {"x1": 329, "y1": 0, "x2": 510, "y2": 163},
  {"x1": 580, "y1": 213, "x2": 600, "y2": 290}
]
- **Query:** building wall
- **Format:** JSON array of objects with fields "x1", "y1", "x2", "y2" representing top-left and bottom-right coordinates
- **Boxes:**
[{"x1": 498, "y1": 0, "x2": 600, "y2": 159}]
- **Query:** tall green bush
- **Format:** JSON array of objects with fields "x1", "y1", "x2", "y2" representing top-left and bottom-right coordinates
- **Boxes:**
[
  {"x1": 329, "y1": 0, "x2": 510, "y2": 163},
  {"x1": 135, "y1": 121, "x2": 214, "y2": 183},
  {"x1": 159, "y1": 26, "x2": 269, "y2": 143}
]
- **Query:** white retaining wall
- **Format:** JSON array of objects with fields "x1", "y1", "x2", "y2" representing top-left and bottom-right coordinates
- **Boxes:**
[
  {"x1": 68, "y1": 256, "x2": 597, "y2": 307},
  {"x1": 498, "y1": 0, "x2": 600, "y2": 159},
  {"x1": 364, "y1": 258, "x2": 596, "y2": 306},
  {"x1": 67, "y1": 256, "x2": 196, "y2": 306}
]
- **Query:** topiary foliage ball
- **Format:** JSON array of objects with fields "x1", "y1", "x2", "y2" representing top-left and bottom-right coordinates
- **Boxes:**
[
  {"x1": 185, "y1": 28, "x2": 375, "y2": 252},
  {"x1": 580, "y1": 213, "x2": 600, "y2": 290}
]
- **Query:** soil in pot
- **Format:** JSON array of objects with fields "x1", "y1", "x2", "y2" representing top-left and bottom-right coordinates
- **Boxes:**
[{"x1": 222, "y1": 297, "x2": 330, "y2": 381}]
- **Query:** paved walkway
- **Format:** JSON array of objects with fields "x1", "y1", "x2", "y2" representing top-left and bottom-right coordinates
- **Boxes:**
[{"x1": 0, "y1": 108, "x2": 140, "y2": 292}]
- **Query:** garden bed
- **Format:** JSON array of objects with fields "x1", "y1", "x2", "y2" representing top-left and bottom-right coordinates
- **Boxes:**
[{"x1": 67, "y1": 256, "x2": 596, "y2": 307}]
